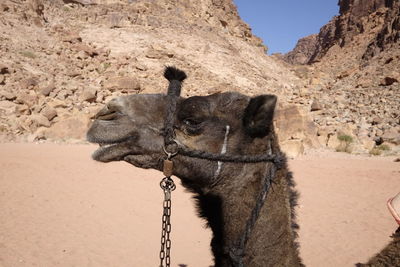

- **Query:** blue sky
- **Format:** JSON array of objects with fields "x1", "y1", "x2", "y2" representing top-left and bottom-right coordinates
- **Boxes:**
[{"x1": 233, "y1": 1, "x2": 339, "y2": 54}]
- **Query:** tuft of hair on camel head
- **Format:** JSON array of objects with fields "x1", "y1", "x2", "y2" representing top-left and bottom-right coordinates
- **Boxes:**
[
  {"x1": 164, "y1": 66, "x2": 187, "y2": 97},
  {"x1": 164, "y1": 66, "x2": 187, "y2": 82}
]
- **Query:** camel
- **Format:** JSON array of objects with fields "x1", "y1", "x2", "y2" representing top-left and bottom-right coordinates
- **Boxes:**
[{"x1": 87, "y1": 67, "x2": 400, "y2": 267}]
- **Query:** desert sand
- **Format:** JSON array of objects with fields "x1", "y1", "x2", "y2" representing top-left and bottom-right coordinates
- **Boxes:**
[{"x1": 0, "y1": 143, "x2": 399, "y2": 267}]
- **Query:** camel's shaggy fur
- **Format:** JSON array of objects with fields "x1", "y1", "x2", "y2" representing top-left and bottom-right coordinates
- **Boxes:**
[{"x1": 357, "y1": 227, "x2": 400, "y2": 266}]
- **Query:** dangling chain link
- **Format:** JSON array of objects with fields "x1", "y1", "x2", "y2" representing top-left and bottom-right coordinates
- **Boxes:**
[{"x1": 159, "y1": 159, "x2": 176, "y2": 267}]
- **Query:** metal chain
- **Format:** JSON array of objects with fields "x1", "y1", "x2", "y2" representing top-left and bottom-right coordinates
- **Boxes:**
[{"x1": 159, "y1": 176, "x2": 176, "y2": 267}]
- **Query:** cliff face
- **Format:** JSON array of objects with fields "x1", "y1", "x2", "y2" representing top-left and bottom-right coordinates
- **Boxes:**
[
  {"x1": 309, "y1": 0, "x2": 399, "y2": 63},
  {"x1": 362, "y1": 0, "x2": 400, "y2": 60},
  {"x1": 283, "y1": 0, "x2": 400, "y2": 154},
  {"x1": 283, "y1": 34, "x2": 317, "y2": 65},
  {"x1": 287, "y1": 0, "x2": 399, "y2": 64}
]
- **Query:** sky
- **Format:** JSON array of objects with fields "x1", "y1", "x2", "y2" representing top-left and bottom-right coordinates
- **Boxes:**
[{"x1": 233, "y1": 0, "x2": 339, "y2": 54}]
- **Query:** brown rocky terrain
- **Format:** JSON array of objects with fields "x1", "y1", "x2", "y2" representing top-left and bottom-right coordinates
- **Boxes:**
[
  {"x1": 0, "y1": 0, "x2": 314, "y2": 156},
  {"x1": 0, "y1": 0, "x2": 398, "y2": 157},
  {"x1": 284, "y1": 0, "x2": 400, "y2": 155}
]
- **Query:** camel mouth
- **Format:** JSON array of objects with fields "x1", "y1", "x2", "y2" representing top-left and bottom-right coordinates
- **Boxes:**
[
  {"x1": 99, "y1": 143, "x2": 116, "y2": 148},
  {"x1": 90, "y1": 137, "x2": 140, "y2": 163},
  {"x1": 92, "y1": 143, "x2": 126, "y2": 162},
  {"x1": 96, "y1": 142, "x2": 121, "y2": 153}
]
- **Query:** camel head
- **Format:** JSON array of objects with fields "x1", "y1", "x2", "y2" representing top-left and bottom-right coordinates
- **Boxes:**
[
  {"x1": 87, "y1": 68, "x2": 306, "y2": 267},
  {"x1": 87, "y1": 67, "x2": 277, "y2": 191}
]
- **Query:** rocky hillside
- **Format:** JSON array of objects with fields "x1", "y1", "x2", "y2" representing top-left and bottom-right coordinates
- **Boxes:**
[
  {"x1": 284, "y1": 0, "x2": 399, "y2": 154},
  {"x1": 0, "y1": 0, "x2": 320, "y2": 157},
  {"x1": 0, "y1": 0, "x2": 398, "y2": 156}
]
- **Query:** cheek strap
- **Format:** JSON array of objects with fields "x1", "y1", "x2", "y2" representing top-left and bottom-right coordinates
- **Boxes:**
[{"x1": 214, "y1": 125, "x2": 230, "y2": 178}]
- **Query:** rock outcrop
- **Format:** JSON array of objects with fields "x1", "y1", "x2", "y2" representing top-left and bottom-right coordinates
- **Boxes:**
[
  {"x1": 286, "y1": 0, "x2": 400, "y2": 64},
  {"x1": 283, "y1": 0, "x2": 400, "y2": 154},
  {"x1": 283, "y1": 34, "x2": 317, "y2": 65}
]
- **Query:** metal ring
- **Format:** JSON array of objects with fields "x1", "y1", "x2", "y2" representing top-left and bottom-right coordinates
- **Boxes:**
[
  {"x1": 163, "y1": 145, "x2": 178, "y2": 159},
  {"x1": 160, "y1": 177, "x2": 176, "y2": 191}
]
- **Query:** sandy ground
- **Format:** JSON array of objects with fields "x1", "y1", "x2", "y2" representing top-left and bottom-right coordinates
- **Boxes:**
[{"x1": 0, "y1": 143, "x2": 399, "y2": 267}]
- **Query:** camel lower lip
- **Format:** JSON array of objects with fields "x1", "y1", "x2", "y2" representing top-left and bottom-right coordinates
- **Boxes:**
[
  {"x1": 91, "y1": 141, "x2": 139, "y2": 162},
  {"x1": 92, "y1": 142, "x2": 127, "y2": 161},
  {"x1": 92, "y1": 144, "x2": 118, "y2": 160}
]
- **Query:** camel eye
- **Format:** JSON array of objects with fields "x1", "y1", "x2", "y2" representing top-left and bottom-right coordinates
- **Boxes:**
[
  {"x1": 180, "y1": 117, "x2": 205, "y2": 135},
  {"x1": 183, "y1": 118, "x2": 201, "y2": 127}
]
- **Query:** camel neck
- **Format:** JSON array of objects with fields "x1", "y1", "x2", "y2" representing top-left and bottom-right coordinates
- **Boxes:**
[{"x1": 207, "y1": 163, "x2": 302, "y2": 266}]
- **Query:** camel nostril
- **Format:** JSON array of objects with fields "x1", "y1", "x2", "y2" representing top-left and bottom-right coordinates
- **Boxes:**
[{"x1": 94, "y1": 102, "x2": 123, "y2": 120}]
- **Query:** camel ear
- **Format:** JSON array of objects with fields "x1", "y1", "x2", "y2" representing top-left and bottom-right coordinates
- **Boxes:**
[{"x1": 243, "y1": 95, "x2": 277, "y2": 138}]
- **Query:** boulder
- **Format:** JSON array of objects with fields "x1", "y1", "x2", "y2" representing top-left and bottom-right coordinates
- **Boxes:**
[
  {"x1": 56, "y1": 90, "x2": 70, "y2": 100},
  {"x1": 310, "y1": 100, "x2": 323, "y2": 111},
  {"x1": 31, "y1": 114, "x2": 50, "y2": 128},
  {"x1": 16, "y1": 92, "x2": 38, "y2": 107},
  {"x1": 145, "y1": 47, "x2": 174, "y2": 59},
  {"x1": 72, "y1": 44, "x2": 99, "y2": 57},
  {"x1": 40, "y1": 82, "x2": 56, "y2": 96},
  {"x1": 83, "y1": 105, "x2": 103, "y2": 119},
  {"x1": 40, "y1": 106, "x2": 57, "y2": 121},
  {"x1": 104, "y1": 77, "x2": 141, "y2": 93},
  {"x1": 43, "y1": 114, "x2": 91, "y2": 140},
  {"x1": 17, "y1": 115, "x2": 33, "y2": 132},
  {"x1": 66, "y1": 69, "x2": 81, "y2": 77},
  {"x1": 0, "y1": 90, "x2": 16, "y2": 100},
  {"x1": 0, "y1": 63, "x2": 10, "y2": 74},
  {"x1": 380, "y1": 76, "x2": 398, "y2": 86},
  {"x1": 62, "y1": 32, "x2": 82, "y2": 43},
  {"x1": 0, "y1": 100, "x2": 17, "y2": 116},
  {"x1": 79, "y1": 87, "x2": 97, "y2": 102},
  {"x1": 145, "y1": 48, "x2": 163, "y2": 59},
  {"x1": 46, "y1": 99, "x2": 68, "y2": 109},
  {"x1": 0, "y1": 3, "x2": 9, "y2": 12},
  {"x1": 135, "y1": 63, "x2": 148, "y2": 71},
  {"x1": 15, "y1": 104, "x2": 30, "y2": 116},
  {"x1": 280, "y1": 140, "x2": 304, "y2": 158},
  {"x1": 275, "y1": 105, "x2": 320, "y2": 153},
  {"x1": 20, "y1": 77, "x2": 39, "y2": 89},
  {"x1": 75, "y1": 50, "x2": 88, "y2": 60},
  {"x1": 381, "y1": 128, "x2": 400, "y2": 145},
  {"x1": 359, "y1": 137, "x2": 375, "y2": 151},
  {"x1": 108, "y1": 12, "x2": 124, "y2": 28},
  {"x1": 371, "y1": 117, "x2": 383, "y2": 125},
  {"x1": 356, "y1": 77, "x2": 374, "y2": 88},
  {"x1": 327, "y1": 133, "x2": 341, "y2": 150}
]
